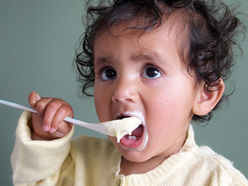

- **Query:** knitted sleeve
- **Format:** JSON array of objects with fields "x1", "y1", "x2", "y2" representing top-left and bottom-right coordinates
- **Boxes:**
[{"x1": 11, "y1": 111, "x2": 75, "y2": 185}]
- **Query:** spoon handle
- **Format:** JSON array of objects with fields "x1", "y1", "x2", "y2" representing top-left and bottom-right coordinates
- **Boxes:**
[{"x1": 0, "y1": 99, "x2": 108, "y2": 134}]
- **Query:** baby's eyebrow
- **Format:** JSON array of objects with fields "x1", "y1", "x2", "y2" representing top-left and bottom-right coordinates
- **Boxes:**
[
  {"x1": 94, "y1": 57, "x2": 112, "y2": 66},
  {"x1": 130, "y1": 54, "x2": 154, "y2": 61},
  {"x1": 130, "y1": 53, "x2": 170, "y2": 67},
  {"x1": 94, "y1": 53, "x2": 172, "y2": 68}
]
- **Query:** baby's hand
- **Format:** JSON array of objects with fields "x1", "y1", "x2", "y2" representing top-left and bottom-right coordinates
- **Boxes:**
[{"x1": 28, "y1": 92, "x2": 73, "y2": 140}]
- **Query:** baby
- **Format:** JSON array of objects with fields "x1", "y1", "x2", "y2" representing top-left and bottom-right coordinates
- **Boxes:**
[{"x1": 11, "y1": 0, "x2": 248, "y2": 185}]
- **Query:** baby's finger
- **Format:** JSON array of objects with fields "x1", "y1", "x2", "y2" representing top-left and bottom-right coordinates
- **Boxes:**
[
  {"x1": 42, "y1": 100, "x2": 64, "y2": 132},
  {"x1": 49, "y1": 104, "x2": 73, "y2": 133},
  {"x1": 35, "y1": 98, "x2": 53, "y2": 120},
  {"x1": 28, "y1": 92, "x2": 41, "y2": 109}
]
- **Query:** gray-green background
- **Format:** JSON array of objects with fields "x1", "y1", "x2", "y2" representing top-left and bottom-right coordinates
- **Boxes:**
[{"x1": 0, "y1": 0, "x2": 247, "y2": 185}]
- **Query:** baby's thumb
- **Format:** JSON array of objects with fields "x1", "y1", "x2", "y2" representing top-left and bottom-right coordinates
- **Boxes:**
[{"x1": 28, "y1": 92, "x2": 41, "y2": 109}]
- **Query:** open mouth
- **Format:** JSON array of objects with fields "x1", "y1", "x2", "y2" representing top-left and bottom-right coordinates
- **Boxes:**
[
  {"x1": 116, "y1": 111, "x2": 148, "y2": 151},
  {"x1": 124, "y1": 125, "x2": 144, "y2": 140},
  {"x1": 120, "y1": 124, "x2": 146, "y2": 150}
]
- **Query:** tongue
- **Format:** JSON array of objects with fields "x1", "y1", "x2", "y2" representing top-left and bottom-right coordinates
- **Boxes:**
[{"x1": 129, "y1": 125, "x2": 143, "y2": 137}]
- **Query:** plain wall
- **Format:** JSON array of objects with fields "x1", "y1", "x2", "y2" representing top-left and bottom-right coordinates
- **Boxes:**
[{"x1": 0, "y1": 0, "x2": 247, "y2": 185}]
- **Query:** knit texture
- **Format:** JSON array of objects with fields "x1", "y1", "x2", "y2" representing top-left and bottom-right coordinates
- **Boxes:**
[{"x1": 11, "y1": 111, "x2": 248, "y2": 186}]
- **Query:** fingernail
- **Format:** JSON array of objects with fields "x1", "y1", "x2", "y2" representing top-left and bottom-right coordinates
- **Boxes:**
[
  {"x1": 43, "y1": 125, "x2": 49, "y2": 131},
  {"x1": 49, "y1": 128, "x2": 56, "y2": 133}
]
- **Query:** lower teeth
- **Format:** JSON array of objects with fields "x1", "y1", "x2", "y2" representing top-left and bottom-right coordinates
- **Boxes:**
[{"x1": 128, "y1": 136, "x2": 137, "y2": 140}]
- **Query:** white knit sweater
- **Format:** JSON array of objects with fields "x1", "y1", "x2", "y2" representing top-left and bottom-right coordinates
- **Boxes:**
[{"x1": 11, "y1": 111, "x2": 248, "y2": 186}]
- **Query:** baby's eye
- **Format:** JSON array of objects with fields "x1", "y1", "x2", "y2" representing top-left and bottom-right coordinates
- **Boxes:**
[
  {"x1": 142, "y1": 66, "x2": 161, "y2": 79},
  {"x1": 101, "y1": 68, "x2": 116, "y2": 80}
]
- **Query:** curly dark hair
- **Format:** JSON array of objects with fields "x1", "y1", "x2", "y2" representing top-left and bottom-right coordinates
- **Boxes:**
[{"x1": 75, "y1": 0, "x2": 245, "y2": 122}]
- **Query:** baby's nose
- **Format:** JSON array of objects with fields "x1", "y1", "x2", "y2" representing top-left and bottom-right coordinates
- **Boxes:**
[{"x1": 111, "y1": 77, "x2": 138, "y2": 104}]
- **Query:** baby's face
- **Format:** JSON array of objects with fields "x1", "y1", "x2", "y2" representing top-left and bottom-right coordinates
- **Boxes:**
[{"x1": 93, "y1": 24, "x2": 201, "y2": 163}]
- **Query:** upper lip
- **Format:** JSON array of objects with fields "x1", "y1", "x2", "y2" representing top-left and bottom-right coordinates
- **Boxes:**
[
  {"x1": 115, "y1": 111, "x2": 145, "y2": 126},
  {"x1": 115, "y1": 113, "x2": 129, "y2": 120}
]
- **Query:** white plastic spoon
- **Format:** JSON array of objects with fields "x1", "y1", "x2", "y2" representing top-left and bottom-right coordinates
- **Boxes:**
[{"x1": 0, "y1": 99, "x2": 141, "y2": 142}]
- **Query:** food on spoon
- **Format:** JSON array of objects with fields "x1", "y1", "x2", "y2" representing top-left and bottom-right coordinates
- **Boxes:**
[{"x1": 101, "y1": 117, "x2": 142, "y2": 143}]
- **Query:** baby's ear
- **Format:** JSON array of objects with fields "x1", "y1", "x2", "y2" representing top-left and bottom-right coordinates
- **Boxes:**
[{"x1": 193, "y1": 78, "x2": 225, "y2": 116}]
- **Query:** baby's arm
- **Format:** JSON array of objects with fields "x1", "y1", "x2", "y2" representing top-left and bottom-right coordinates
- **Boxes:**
[
  {"x1": 28, "y1": 92, "x2": 73, "y2": 140},
  {"x1": 11, "y1": 92, "x2": 75, "y2": 185}
]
